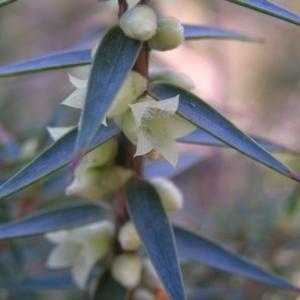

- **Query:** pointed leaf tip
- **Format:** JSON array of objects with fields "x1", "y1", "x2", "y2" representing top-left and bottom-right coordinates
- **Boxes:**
[{"x1": 290, "y1": 171, "x2": 300, "y2": 183}]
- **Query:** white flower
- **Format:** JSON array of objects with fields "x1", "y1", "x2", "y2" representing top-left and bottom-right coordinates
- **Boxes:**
[
  {"x1": 117, "y1": 96, "x2": 196, "y2": 166},
  {"x1": 45, "y1": 221, "x2": 115, "y2": 289},
  {"x1": 118, "y1": 221, "x2": 141, "y2": 251},
  {"x1": 62, "y1": 71, "x2": 146, "y2": 120}
]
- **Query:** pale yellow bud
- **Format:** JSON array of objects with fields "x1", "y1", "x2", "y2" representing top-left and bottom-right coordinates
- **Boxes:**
[
  {"x1": 149, "y1": 17, "x2": 184, "y2": 51},
  {"x1": 149, "y1": 177, "x2": 183, "y2": 212},
  {"x1": 133, "y1": 288, "x2": 154, "y2": 300},
  {"x1": 107, "y1": 71, "x2": 147, "y2": 118},
  {"x1": 118, "y1": 221, "x2": 141, "y2": 251},
  {"x1": 149, "y1": 68, "x2": 195, "y2": 91},
  {"x1": 66, "y1": 166, "x2": 135, "y2": 199},
  {"x1": 120, "y1": 5, "x2": 157, "y2": 41},
  {"x1": 141, "y1": 259, "x2": 162, "y2": 292},
  {"x1": 111, "y1": 254, "x2": 142, "y2": 288}
]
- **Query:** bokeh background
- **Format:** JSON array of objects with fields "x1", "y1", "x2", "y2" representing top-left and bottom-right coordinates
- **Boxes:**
[{"x1": 1, "y1": 0, "x2": 300, "y2": 299}]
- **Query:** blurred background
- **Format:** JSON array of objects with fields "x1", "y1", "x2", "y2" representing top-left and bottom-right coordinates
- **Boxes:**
[{"x1": 1, "y1": 0, "x2": 300, "y2": 299}]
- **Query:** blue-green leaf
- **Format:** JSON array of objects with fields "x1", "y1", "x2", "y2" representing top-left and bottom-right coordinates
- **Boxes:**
[
  {"x1": 125, "y1": 179, "x2": 186, "y2": 300},
  {"x1": 75, "y1": 26, "x2": 142, "y2": 155},
  {"x1": 0, "y1": 203, "x2": 106, "y2": 239},
  {"x1": 225, "y1": 0, "x2": 300, "y2": 26},
  {"x1": 93, "y1": 269, "x2": 128, "y2": 300},
  {"x1": 184, "y1": 24, "x2": 258, "y2": 41},
  {"x1": 149, "y1": 84, "x2": 300, "y2": 182},
  {"x1": 0, "y1": 124, "x2": 119, "y2": 200},
  {"x1": 174, "y1": 226, "x2": 299, "y2": 291},
  {"x1": 144, "y1": 153, "x2": 207, "y2": 179},
  {"x1": 0, "y1": 0, "x2": 17, "y2": 7},
  {"x1": 0, "y1": 273, "x2": 76, "y2": 290},
  {"x1": 0, "y1": 49, "x2": 91, "y2": 77},
  {"x1": 178, "y1": 128, "x2": 298, "y2": 154}
]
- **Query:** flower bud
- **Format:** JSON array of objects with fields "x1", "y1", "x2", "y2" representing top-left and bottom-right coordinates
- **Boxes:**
[
  {"x1": 75, "y1": 139, "x2": 117, "y2": 178},
  {"x1": 118, "y1": 221, "x2": 141, "y2": 251},
  {"x1": 66, "y1": 166, "x2": 135, "y2": 199},
  {"x1": 149, "y1": 68, "x2": 195, "y2": 91},
  {"x1": 149, "y1": 177, "x2": 183, "y2": 212},
  {"x1": 149, "y1": 17, "x2": 184, "y2": 51},
  {"x1": 107, "y1": 71, "x2": 147, "y2": 118},
  {"x1": 133, "y1": 288, "x2": 154, "y2": 300},
  {"x1": 111, "y1": 254, "x2": 142, "y2": 288},
  {"x1": 141, "y1": 259, "x2": 162, "y2": 292},
  {"x1": 120, "y1": 5, "x2": 157, "y2": 41}
]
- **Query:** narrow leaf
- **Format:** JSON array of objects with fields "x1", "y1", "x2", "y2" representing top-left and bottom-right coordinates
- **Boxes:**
[
  {"x1": 0, "y1": 0, "x2": 17, "y2": 7},
  {"x1": 0, "y1": 124, "x2": 119, "y2": 200},
  {"x1": 174, "y1": 226, "x2": 299, "y2": 291},
  {"x1": 93, "y1": 269, "x2": 128, "y2": 300},
  {"x1": 184, "y1": 24, "x2": 258, "y2": 41},
  {"x1": 76, "y1": 26, "x2": 142, "y2": 154},
  {"x1": 0, "y1": 273, "x2": 76, "y2": 290},
  {"x1": 144, "y1": 153, "x2": 206, "y2": 179},
  {"x1": 226, "y1": 0, "x2": 300, "y2": 26},
  {"x1": 178, "y1": 128, "x2": 298, "y2": 154},
  {"x1": 149, "y1": 84, "x2": 300, "y2": 182},
  {"x1": 0, "y1": 203, "x2": 106, "y2": 239},
  {"x1": 0, "y1": 49, "x2": 91, "y2": 77},
  {"x1": 125, "y1": 179, "x2": 186, "y2": 300}
]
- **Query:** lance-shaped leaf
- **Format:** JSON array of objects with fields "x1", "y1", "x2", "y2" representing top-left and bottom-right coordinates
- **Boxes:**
[
  {"x1": 174, "y1": 226, "x2": 299, "y2": 291},
  {"x1": 125, "y1": 179, "x2": 186, "y2": 300},
  {"x1": 0, "y1": 0, "x2": 17, "y2": 7},
  {"x1": 144, "y1": 153, "x2": 207, "y2": 179},
  {"x1": 0, "y1": 49, "x2": 91, "y2": 77},
  {"x1": 93, "y1": 269, "x2": 128, "y2": 300},
  {"x1": 184, "y1": 24, "x2": 258, "y2": 41},
  {"x1": 149, "y1": 84, "x2": 300, "y2": 182},
  {"x1": 0, "y1": 124, "x2": 119, "y2": 200},
  {"x1": 0, "y1": 273, "x2": 76, "y2": 290},
  {"x1": 75, "y1": 26, "x2": 142, "y2": 155},
  {"x1": 0, "y1": 203, "x2": 106, "y2": 239},
  {"x1": 225, "y1": 0, "x2": 300, "y2": 27},
  {"x1": 178, "y1": 128, "x2": 298, "y2": 154}
]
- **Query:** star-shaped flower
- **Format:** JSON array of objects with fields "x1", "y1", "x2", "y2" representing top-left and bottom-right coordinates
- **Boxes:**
[
  {"x1": 45, "y1": 221, "x2": 115, "y2": 289},
  {"x1": 118, "y1": 96, "x2": 196, "y2": 166}
]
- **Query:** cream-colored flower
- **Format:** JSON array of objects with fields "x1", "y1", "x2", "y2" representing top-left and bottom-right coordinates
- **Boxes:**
[
  {"x1": 62, "y1": 71, "x2": 146, "y2": 119},
  {"x1": 45, "y1": 221, "x2": 115, "y2": 289},
  {"x1": 117, "y1": 96, "x2": 196, "y2": 166},
  {"x1": 118, "y1": 221, "x2": 141, "y2": 250}
]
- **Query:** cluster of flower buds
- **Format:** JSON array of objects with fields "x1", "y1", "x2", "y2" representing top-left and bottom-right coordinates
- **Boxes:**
[{"x1": 119, "y1": 5, "x2": 184, "y2": 51}]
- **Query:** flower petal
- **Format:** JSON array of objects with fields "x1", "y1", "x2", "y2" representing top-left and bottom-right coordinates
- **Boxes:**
[
  {"x1": 135, "y1": 129, "x2": 153, "y2": 156},
  {"x1": 72, "y1": 254, "x2": 94, "y2": 289},
  {"x1": 151, "y1": 95, "x2": 179, "y2": 113},
  {"x1": 154, "y1": 137, "x2": 178, "y2": 167},
  {"x1": 62, "y1": 89, "x2": 85, "y2": 109},
  {"x1": 47, "y1": 126, "x2": 76, "y2": 141},
  {"x1": 129, "y1": 102, "x2": 150, "y2": 127},
  {"x1": 46, "y1": 241, "x2": 81, "y2": 269},
  {"x1": 68, "y1": 74, "x2": 87, "y2": 89},
  {"x1": 45, "y1": 230, "x2": 70, "y2": 244},
  {"x1": 169, "y1": 114, "x2": 196, "y2": 138}
]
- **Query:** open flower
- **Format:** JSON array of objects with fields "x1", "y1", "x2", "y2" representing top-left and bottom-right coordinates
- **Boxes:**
[
  {"x1": 45, "y1": 221, "x2": 115, "y2": 289},
  {"x1": 117, "y1": 96, "x2": 196, "y2": 166}
]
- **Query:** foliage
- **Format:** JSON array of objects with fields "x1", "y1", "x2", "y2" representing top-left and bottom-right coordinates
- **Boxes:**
[{"x1": 0, "y1": 0, "x2": 300, "y2": 299}]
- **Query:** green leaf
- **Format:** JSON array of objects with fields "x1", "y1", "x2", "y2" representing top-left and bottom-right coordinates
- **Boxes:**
[
  {"x1": 0, "y1": 49, "x2": 91, "y2": 77},
  {"x1": 0, "y1": 203, "x2": 106, "y2": 239},
  {"x1": 0, "y1": 273, "x2": 76, "y2": 290},
  {"x1": 93, "y1": 269, "x2": 128, "y2": 300},
  {"x1": 75, "y1": 26, "x2": 142, "y2": 154},
  {"x1": 184, "y1": 24, "x2": 258, "y2": 41},
  {"x1": 174, "y1": 226, "x2": 299, "y2": 291},
  {"x1": 144, "y1": 153, "x2": 207, "y2": 179},
  {"x1": 125, "y1": 179, "x2": 186, "y2": 300},
  {"x1": 225, "y1": 0, "x2": 300, "y2": 26},
  {"x1": 0, "y1": 0, "x2": 17, "y2": 7},
  {"x1": 0, "y1": 124, "x2": 119, "y2": 200},
  {"x1": 178, "y1": 128, "x2": 298, "y2": 154},
  {"x1": 149, "y1": 84, "x2": 300, "y2": 182}
]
